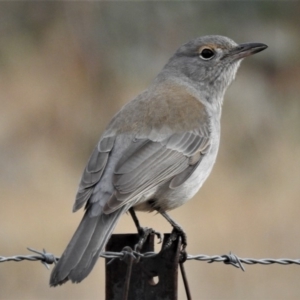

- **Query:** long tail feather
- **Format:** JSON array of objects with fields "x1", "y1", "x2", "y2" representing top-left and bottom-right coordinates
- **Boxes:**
[{"x1": 50, "y1": 206, "x2": 128, "y2": 286}]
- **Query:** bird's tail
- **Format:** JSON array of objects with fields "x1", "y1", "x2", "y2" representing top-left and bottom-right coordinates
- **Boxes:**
[{"x1": 50, "y1": 206, "x2": 127, "y2": 286}]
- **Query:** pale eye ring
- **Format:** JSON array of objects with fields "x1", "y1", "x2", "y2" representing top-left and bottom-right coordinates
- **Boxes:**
[{"x1": 199, "y1": 48, "x2": 215, "y2": 60}]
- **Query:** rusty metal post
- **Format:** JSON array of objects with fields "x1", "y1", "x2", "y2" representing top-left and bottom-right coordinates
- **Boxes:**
[{"x1": 105, "y1": 233, "x2": 181, "y2": 300}]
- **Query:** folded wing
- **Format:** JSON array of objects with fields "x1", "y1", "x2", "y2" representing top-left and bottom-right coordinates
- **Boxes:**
[{"x1": 103, "y1": 130, "x2": 210, "y2": 214}]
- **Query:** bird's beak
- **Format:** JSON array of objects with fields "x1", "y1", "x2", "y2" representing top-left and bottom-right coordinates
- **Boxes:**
[{"x1": 224, "y1": 42, "x2": 268, "y2": 60}]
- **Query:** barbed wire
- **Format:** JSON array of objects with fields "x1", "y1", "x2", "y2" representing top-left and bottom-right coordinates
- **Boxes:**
[{"x1": 1, "y1": 247, "x2": 300, "y2": 271}]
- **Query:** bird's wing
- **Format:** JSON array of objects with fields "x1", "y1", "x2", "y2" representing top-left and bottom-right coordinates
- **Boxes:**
[
  {"x1": 103, "y1": 129, "x2": 211, "y2": 214},
  {"x1": 73, "y1": 80, "x2": 212, "y2": 215},
  {"x1": 72, "y1": 135, "x2": 116, "y2": 212}
]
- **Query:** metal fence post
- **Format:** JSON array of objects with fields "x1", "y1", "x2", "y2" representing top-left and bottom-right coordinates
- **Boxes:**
[{"x1": 105, "y1": 233, "x2": 181, "y2": 300}]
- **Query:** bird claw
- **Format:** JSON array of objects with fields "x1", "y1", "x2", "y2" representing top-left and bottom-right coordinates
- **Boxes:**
[
  {"x1": 164, "y1": 227, "x2": 188, "y2": 253},
  {"x1": 153, "y1": 229, "x2": 163, "y2": 244},
  {"x1": 135, "y1": 227, "x2": 163, "y2": 252}
]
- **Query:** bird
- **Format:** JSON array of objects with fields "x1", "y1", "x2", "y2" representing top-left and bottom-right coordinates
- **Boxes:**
[{"x1": 50, "y1": 35, "x2": 267, "y2": 286}]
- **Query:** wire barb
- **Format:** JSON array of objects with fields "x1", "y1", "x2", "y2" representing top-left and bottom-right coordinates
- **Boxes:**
[
  {"x1": 0, "y1": 247, "x2": 59, "y2": 270},
  {"x1": 221, "y1": 252, "x2": 245, "y2": 271}
]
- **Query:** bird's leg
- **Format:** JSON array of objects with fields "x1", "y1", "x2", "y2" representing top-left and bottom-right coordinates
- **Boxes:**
[
  {"x1": 129, "y1": 207, "x2": 163, "y2": 252},
  {"x1": 158, "y1": 210, "x2": 187, "y2": 251},
  {"x1": 129, "y1": 207, "x2": 143, "y2": 235}
]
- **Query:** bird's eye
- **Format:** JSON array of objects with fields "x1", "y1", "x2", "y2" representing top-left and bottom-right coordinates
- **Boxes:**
[{"x1": 199, "y1": 48, "x2": 215, "y2": 60}]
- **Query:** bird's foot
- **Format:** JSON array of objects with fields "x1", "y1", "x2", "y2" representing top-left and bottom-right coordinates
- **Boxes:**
[
  {"x1": 135, "y1": 226, "x2": 163, "y2": 252},
  {"x1": 158, "y1": 210, "x2": 187, "y2": 253},
  {"x1": 162, "y1": 227, "x2": 188, "y2": 263},
  {"x1": 164, "y1": 227, "x2": 187, "y2": 251}
]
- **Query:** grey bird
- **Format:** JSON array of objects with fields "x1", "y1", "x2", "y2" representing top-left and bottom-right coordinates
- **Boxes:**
[{"x1": 50, "y1": 35, "x2": 267, "y2": 286}]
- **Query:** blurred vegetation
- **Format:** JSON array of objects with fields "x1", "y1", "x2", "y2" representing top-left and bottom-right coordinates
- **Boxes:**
[{"x1": 0, "y1": 2, "x2": 300, "y2": 300}]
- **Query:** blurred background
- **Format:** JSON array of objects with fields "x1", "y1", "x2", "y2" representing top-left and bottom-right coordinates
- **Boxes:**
[{"x1": 0, "y1": 2, "x2": 300, "y2": 299}]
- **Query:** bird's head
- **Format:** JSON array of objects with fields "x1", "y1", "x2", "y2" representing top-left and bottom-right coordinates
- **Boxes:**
[{"x1": 164, "y1": 35, "x2": 267, "y2": 103}]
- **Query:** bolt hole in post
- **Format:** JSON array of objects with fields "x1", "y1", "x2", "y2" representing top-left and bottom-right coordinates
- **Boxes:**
[{"x1": 148, "y1": 275, "x2": 159, "y2": 286}]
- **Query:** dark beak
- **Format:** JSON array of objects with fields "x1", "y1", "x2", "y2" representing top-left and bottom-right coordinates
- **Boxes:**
[{"x1": 224, "y1": 42, "x2": 268, "y2": 60}]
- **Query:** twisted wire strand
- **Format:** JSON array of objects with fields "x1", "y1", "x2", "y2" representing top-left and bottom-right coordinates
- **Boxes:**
[{"x1": 1, "y1": 248, "x2": 300, "y2": 271}]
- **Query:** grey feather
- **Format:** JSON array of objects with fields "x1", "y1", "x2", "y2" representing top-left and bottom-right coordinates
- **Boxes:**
[
  {"x1": 49, "y1": 205, "x2": 128, "y2": 285},
  {"x1": 73, "y1": 136, "x2": 116, "y2": 212},
  {"x1": 50, "y1": 211, "x2": 99, "y2": 285},
  {"x1": 73, "y1": 188, "x2": 94, "y2": 212},
  {"x1": 98, "y1": 135, "x2": 116, "y2": 152},
  {"x1": 115, "y1": 141, "x2": 161, "y2": 175},
  {"x1": 78, "y1": 152, "x2": 108, "y2": 189},
  {"x1": 86, "y1": 147, "x2": 108, "y2": 173},
  {"x1": 169, "y1": 156, "x2": 203, "y2": 189}
]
